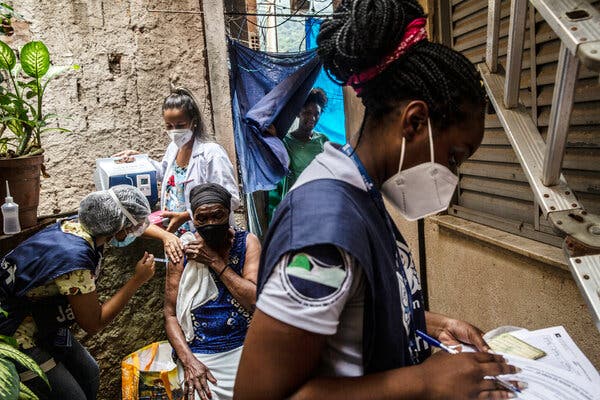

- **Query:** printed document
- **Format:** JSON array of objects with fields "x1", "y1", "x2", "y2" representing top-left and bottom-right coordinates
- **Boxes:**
[
  {"x1": 500, "y1": 354, "x2": 599, "y2": 400},
  {"x1": 472, "y1": 325, "x2": 599, "y2": 399},
  {"x1": 510, "y1": 326, "x2": 600, "y2": 387}
]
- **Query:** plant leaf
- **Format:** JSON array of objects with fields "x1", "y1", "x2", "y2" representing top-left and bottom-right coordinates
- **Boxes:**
[
  {"x1": 42, "y1": 65, "x2": 71, "y2": 81},
  {"x1": 0, "y1": 342, "x2": 49, "y2": 387},
  {"x1": 0, "y1": 334, "x2": 18, "y2": 348},
  {"x1": 18, "y1": 382, "x2": 39, "y2": 400},
  {"x1": 0, "y1": 3, "x2": 24, "y2": 19},
  {"x1": 0, "y1": 356, "x2": 19, "y2": 400},
  {"x1": 20, "y1": 41, "x2": 50, "y2": 78},
  {"x1": 0, "y1": 40, "x2": 15, "y2": 71},
  {"x1": 0, "y1": 3, "x2": 14, "y2": 12},
  {"x1": 41, "y1": 64, "x2": 79, "y2": 94}
]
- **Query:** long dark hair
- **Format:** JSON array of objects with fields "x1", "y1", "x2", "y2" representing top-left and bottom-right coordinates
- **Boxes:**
[{"x1": 162, "y1": 86, "x2": 207, "y2": 140}]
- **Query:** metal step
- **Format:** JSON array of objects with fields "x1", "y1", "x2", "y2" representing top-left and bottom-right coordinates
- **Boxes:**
[
  {"x1": 480, "y1": 62, "x2": 600, "y2": 330},
  {"x1": 530, "y1": 0, "x2": 600, "y2": 71},
  {"x1": 479, "y1": 63, "x2": 581, "y2": 217},
  {"x1": 567, "y1": 254, "x2": 600, "y2": 331}
]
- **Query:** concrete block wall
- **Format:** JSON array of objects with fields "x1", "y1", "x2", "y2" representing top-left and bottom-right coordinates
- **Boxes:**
[{"x1": 7, "y1": 0, "x2": 212, "y2": 216}]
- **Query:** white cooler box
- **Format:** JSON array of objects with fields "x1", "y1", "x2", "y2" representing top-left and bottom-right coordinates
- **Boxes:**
[{"x1": 93, "y1": 154, "x2": 159, "y2": 208}]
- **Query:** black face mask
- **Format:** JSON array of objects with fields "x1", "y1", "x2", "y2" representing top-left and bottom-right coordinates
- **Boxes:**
[{"x1": 196, "y1": 223, "x2": 229, "y2": 249}]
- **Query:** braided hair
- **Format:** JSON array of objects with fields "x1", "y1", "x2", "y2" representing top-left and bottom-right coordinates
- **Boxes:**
[
  {"x1": 317, "y1": 0, "x2": 485, "y2": 128},
  {"x1": 162, "y1": 86, "x2": 207, "y2": 140}
]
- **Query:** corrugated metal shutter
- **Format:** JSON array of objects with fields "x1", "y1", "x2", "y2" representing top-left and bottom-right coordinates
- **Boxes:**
[{"x1": 447, "y1": 0, "x2": 600, "y2": 247}]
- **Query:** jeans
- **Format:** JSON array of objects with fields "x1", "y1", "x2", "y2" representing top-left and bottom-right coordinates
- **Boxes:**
[{"x1": 20, "y1": 336, "x2": 99, "y2": 400}]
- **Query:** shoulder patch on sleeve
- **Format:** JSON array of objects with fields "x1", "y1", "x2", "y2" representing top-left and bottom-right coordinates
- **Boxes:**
[{"x1": 279, "y1": 245, "x2": 351, "y2": 305}]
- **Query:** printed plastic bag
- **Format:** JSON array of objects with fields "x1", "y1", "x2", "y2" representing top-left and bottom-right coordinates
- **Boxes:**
[{"x1": 122, "y1": 341, "x2": 183, "y2": 400}]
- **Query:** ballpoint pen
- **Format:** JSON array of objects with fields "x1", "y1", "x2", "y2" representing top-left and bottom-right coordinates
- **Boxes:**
[{"x1": 416, "y1": 329, "x2": 521, "y2": 395}]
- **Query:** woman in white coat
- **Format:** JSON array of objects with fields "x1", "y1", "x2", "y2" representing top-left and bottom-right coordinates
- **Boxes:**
[{"x1": 114, "y1": 87, "x2": 240, "y2": 262}]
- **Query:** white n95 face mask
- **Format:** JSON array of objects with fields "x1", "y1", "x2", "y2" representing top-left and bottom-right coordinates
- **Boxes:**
[
  {"x1": 167, "y1": 129, "x2": 193, "y2": 148},
  {"x1": 381, "y1": 119, "x2": 458, "y2": 221}
]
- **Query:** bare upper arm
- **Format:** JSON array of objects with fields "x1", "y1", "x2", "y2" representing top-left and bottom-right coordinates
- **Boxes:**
[
  {"x1": 164, "y1": 259, "x2": 184, "y2": 317},
  {"x1": 68, "y1": 291, "x2": 101, "y2": 334},
  {"x1": 241, "y1": 233, "x2": 260, "y2": 284},
  {"x1": 234, "y1": 309, "x2": 326, "y2": 400}
]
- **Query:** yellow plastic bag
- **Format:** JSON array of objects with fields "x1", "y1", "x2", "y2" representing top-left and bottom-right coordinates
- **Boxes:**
[{"x1": 122, "y1": 341, "x2": 182, "y2": 400}]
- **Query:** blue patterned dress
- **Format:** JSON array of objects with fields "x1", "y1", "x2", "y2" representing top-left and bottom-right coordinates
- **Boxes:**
[
  {"x1": 164, "y1": 163, "x2": 194, "y2": 237},
  {"x1": 188, "y1": 230, "x2": 251, "y2": 354}
]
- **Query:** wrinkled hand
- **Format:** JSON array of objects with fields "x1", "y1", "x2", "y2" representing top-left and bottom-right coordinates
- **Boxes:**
[
  {"x1": 436, "y1": 318, "x2": 490, "y2": 352},
  {"x1": 185, "y1": 234, "x2": 221, "y2": 266},
  {"x1": 161, "y1": 211, "x2": 191, "y2": 234},
  {"x1": 162, "y1": 231, "x2": 183, "y2": 263},
  {"x1": 134, "y1": 252, "x2": 155, "y2": 284},
  {"x1": 182, "y1": 357, "x2": 217, "y2": 400},
  {"x1": 111, "y1": 149, "x2": 140, "y2": 163},
  {"x1": 419, "y1": 351, "x2": 520, "y2": 399}
]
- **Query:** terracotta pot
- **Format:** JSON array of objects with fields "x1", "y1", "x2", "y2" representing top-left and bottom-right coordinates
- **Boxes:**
[{"x1": 0, "y1": 155, "x2": 43, "y2": 230}]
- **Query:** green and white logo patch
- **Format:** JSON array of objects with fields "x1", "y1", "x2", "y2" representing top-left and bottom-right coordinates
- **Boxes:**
[{"x1": 282, "y1": 247, "x2": 349, "y2": 303}]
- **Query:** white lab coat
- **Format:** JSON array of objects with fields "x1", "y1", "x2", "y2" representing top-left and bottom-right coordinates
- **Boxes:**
[{"x1": 151, "y1": 139, "x2": 240, "y2": 220}]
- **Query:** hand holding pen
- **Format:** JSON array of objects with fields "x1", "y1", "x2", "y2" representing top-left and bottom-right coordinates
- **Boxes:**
[{"x1": 417, "y1": 330, "x2": 524, "y2": 397}]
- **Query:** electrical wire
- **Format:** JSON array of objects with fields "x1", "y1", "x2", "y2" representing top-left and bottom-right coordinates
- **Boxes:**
[
  {"x1": 243, "y1": 0, "x2": 315, "y2": 29},
  {"x1": 296, "y1": 1, "x2": 333, "y2": 51},
  {"x1": 225, "y1": 1, "x2": 333, "y2": 53}
]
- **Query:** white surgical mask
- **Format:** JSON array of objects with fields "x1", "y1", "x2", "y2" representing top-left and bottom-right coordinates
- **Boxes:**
[
  {"x1": 381, "y1": 119, "x2": 458, "y2": 221},
  {"x1": 167, "y1": 128, "x2": 193, "y2": 148}
]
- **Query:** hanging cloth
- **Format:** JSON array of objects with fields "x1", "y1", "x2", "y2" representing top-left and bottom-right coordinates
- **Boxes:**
[{"x1": 228, "y1": 38, "x2": 322, "y2": 193}]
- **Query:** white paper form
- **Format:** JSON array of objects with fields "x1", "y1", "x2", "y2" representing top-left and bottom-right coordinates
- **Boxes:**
[
  {"x1": 511, "y1": 326, "x2": 600, "y2": 386},
  {"x1": 500, "y1": 354, "x2": 600, "y2": 400}
]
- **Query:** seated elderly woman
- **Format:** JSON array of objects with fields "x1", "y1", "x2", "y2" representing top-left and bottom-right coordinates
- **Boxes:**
[{"x1": 164, "y1": 183, "x2": 260, "y2": 400}]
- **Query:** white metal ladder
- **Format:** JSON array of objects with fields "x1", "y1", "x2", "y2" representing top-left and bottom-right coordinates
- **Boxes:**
[{"x1": 480, "y1": 0, "x2": 600, "y2": 330}]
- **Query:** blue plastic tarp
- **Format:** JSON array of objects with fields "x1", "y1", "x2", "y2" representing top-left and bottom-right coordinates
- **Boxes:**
[
  {"x1": 305, "y1": 18, "x2": 346, "y2": 145},
  {"x1": 228, "y1": 39, "x2": 322, "y2": 193}
]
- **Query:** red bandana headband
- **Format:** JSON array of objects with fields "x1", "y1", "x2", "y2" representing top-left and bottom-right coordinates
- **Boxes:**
[{"x1": 346, "y1": 17, "x2": 428, "y2": 94}]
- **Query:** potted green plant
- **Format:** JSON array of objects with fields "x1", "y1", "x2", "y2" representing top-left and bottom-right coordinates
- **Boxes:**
[
  {"x1": 0, "y1": 38, "x2": 78, "y2": 229},
  {"x1": 0, "y1": 307, "x2": 49, "y2": 399}
]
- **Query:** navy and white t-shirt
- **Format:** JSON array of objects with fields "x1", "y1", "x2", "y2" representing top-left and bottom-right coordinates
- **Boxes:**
[{"x1": 256, "y1": 142, "x2": 428, "y2": 377}]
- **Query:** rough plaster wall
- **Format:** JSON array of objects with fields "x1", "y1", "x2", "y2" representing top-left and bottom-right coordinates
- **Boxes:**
[
  {"x1": 7, "y1": 1, "x2": 213, "y2": 399},
  {"x1": 424, "y1": 220, "x2": 600, "y2": 368},
  {"x1": 9, "y1": 0, "x2": 212, "y2": 216}
]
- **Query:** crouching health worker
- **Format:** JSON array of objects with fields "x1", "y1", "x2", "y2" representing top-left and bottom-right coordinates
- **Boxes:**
[
  {"x1": 0, "y1": 185, "x2": 156, "y2": 400},
  {"x1": 235, "y1": 1, "x2": 523, "y2": 399},
  {"x1": 164, "y1": 183, "x2": 260, "y2": 400}
]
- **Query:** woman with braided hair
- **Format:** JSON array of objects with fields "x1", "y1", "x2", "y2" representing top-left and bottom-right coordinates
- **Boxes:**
[{"x1": 235, "y1": 1, "x2": 523, "y2": 399}]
